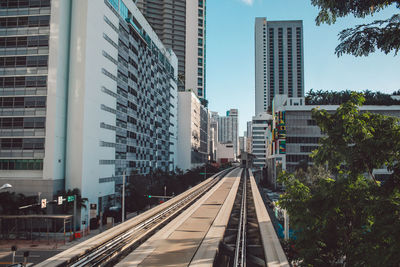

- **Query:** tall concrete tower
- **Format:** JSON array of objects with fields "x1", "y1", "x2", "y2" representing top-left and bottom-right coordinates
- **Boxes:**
[
  {"x1": 255, "y1": 18, "x2": 304, "y2": 115},
  {"x1": 137, "y1": 0, "x2": 207, "y2": 99}
]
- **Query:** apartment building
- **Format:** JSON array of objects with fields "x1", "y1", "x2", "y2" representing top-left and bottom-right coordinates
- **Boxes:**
[
  {"x1": 177, "y1": 90, "x2": 208, "y2": 171},
  {"x1": 0, "y1": 0, "x2": 178, "y2": 218},
  {"x1": 255, "y1": 18, "x2": 304, "y2": 114},
  {"x1": 251, "y1": 112, "x2": 273, "y2": 168},
  {"x1": 136, "y1": 0, "x2": 207, "y2": 99},
  {"x1": 218, "y1": 109, "x2": 239, "y2": 157},
  {"x1": 267, "y1": 95, "x2": 400, "y2": 188}
]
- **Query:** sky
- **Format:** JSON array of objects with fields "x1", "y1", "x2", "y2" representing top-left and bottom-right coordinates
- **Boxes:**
[{"x1": 205, "y1": 0, "x2": 400, "y2": 134}]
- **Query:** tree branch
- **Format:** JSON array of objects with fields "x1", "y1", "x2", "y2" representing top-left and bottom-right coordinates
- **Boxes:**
[{"x1": 335, "y1": 14, "x2": 400, "y2": 56}]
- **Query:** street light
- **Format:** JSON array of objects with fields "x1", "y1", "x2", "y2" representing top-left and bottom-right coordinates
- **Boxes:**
[
  {"x1": 122, "y1": 170, "x2": 129, "y2": 223},
  {"x1": 0, "y1": 183, "x2": 12, "y2": 190}
]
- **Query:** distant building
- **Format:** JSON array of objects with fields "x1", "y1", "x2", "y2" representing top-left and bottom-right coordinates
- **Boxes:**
[
  {"x1": 246, "y1": 137, "x2": 253, "y2": 154},
  {"x1": 218, "y1": 109, "x2": 239, "y2": 157},
  {"x1": 239, "y1": 136, "x2": 247, "y2": 155},
  {"x1": 267, "y1": 95, "x2": 400, "y2": 188},
  {"x1": 209, "y1": 111, "x2": 219, "y2": 161},
  {"x1": 177, "y1": 91, "x2": 208, "y2": 171},
  {"x1": 136, "y1": 0, "x2": 207, "y2": 99},
  {"x1": 216, "y1": 143, "x2": 235, "y2": 164},
  {"x1": 251, "y1": 113, "x2": 273, "y2": 168},
  {"x1": 247, "y1": 121, "x2": 253, "y2": 138},
  {"x1": 255, "y1": 18, "x2": 304, "y2": 114}
]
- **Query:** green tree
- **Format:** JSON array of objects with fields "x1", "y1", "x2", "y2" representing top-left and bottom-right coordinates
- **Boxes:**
[
  {"x1": 278, "y1": 93, "x2": 400, "y2": 266},
  {"x1": 311, "y1": 0, "x2": 400, "y2": 56},
  {"x1": 306, "y1": 89, "x2": 400, "y2": 105}
]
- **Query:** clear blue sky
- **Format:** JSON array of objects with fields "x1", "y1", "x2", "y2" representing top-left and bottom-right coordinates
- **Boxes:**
[{"x1": 206, "y1": 0, "x2": 400, "y2": 134}]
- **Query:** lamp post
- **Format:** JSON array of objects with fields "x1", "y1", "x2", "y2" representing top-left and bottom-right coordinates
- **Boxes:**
[
  {"x1": 0, "y1": 183, "x2": 12, "y2": 190},
  {"x1": 122, "y1": 170, "x2": 126, "y2": 223}
]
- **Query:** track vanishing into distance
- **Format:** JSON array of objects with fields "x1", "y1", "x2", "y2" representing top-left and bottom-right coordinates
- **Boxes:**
[
  {"x1": 214, "y1": 169, "x2": 289, "y2": 267},
  {"x1": 37, "y1": 167, "x2": 288, "y2": 267},
  {"x1": 36, "y1": 168, "x2": 235, "y2": 267}
]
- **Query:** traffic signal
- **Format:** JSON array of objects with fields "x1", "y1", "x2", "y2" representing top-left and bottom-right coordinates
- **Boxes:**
[{"x1": 148, "y1": 195, "x2": 152, "y2": 198}]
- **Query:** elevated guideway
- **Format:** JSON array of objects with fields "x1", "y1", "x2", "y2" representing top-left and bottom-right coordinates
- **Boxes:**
[
  {"x1": 36, "y1": 167, "x2": 288, "y2": 266},
  {"x1": 36, "y1": 168, "x2": 236, "y2": 267},
  {"x1": 118, "y1": 168, "x2": 288, "y2": 267}
]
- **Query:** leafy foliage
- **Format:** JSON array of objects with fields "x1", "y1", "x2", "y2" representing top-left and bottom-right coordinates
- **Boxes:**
[
  {"x1": 278, "y1": 94, "x2": 400, "y2": 266},
  {"x1": 311, "y1": 0, "x2": 400, "y2": 56},
  {"x1": 124, "y1": 164, "x2": 226, "y2": 213},
  {"x1": 306, "y1": 89, "x2": 400, "y2": 105}
]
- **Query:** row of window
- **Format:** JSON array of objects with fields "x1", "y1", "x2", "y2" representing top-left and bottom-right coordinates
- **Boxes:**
[
  {"x1": 0, "y1": 0, "x2": 50, "y2": 9},
  {"x1": 300, "y1": 145, "x2": 319, "y2": 152},
  {"x1": 0, "y1": 35, "x2": 48, "y2": 48},
  {"x1": 287, "y1": 136, "x2": 320, "y2": 144},
  {"x1": 0, "y1": 15, "x2": 50, "y2": 28},
  {"x1": 0, "y1": 159, "x2": 43, "y2": 170},
  {"x1": 0, "y1": 55, "x2": 48, "y2": 68},
  {"x1": 0, "y1": 76, "x2": 46, "y2": 88},
  {"x1": 0, "y1": 96, "x2": 46, "y2": 108},
  {"x1": 286, "y1": 154, "x2": 311, "y2": 163},
  {"x1": 0, "y1": 138, "x2": 44, "y2": 149},
  {"x1": 0, "y1": 116, "x2": 45, "y2": 129}
]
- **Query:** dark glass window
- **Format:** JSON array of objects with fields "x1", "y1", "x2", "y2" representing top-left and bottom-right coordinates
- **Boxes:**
[
  {"x1": 0, "y1": 159, "x2": 43, "y2": 170},
  {"x1": 0, "y1": 15, "x2": 50, "y2": 28},
  {"x1": 0, "y1": 56, "x2": 48, "y2": 68},
  {"x1": 0, "y1": 76, "x2": 47, "y2": 88},
  {"x1": 0, "y1": 96, "x2": 46, "y2": 108},
  {"x1": 0, "y1": 0, "x2": 50, "y2": 9},
  {"x1": 0, "y1": 138, "x2": 44, "y2": 150}
]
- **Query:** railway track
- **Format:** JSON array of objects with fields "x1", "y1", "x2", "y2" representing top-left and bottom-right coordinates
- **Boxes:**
[
  {"x1": 215, "y1": 169, "x2": 269, "y2": 267},
  {"x1": 37, "y1": 167, "x2": 235, "y2": 267}
]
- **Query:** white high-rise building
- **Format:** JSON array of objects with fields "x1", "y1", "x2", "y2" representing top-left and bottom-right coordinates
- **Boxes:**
[
  {"x1": 177, "y1": 91, "x2": 208, "y2": 171},
  {"x1": 252, "y1": 112, "x2": 273, "y2": 168},
  {"x1": 0, "y1": 0, "x2": 178, "y2": 219},
  {"x1": 137, "y1": 0, "x2": 207, "y2": 99},
  {"x1": 255, "y1": 18, "x2": 304, "y2": 115},
  {"x1": 209, "y1": 111, "x2": 219, "y2": 161},
  {"x1": 218, "y1": 109, "x2": 239, "y2": 157}
]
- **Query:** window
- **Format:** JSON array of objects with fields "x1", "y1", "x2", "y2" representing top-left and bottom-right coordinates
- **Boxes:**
[
  {"x1": 119, "y1": 1, "x2": 129, "y2": 19},
  {"x1": 198, "y1": 19, "x2": 203, "y2": 27},
  {"x1": 197, "y1": 77, "x2": 203, "y2": 86},
  {"x1": 198, "y1": 88, "x2": 203, "y2": 96},
  {"x1": 198, "y1": 38, "x2": 203, "y2": 46},
  {"x1": 108, "y1": 0, "x2": 119, "y2": 11},
  {"x1": 0, "y1": 159, "x2": 43, "y2": 170},
  {"x1": 198, "y1": 9, "x2": 203, "y2": 17},
  {"x1": 198, "y1": 58, "x2": 203, "y2": 66},
  {"x1": 300, "y1": 146, "x2": 319, "y2": 152},
  {"x1": 0, "y1": 96, "x2": 46, "y2": 108},
  {"x1": 0, "y1": 0, "x2": 50, "y2": 9}
]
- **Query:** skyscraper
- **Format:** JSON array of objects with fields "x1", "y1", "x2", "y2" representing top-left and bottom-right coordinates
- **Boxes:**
[
  {"x1": 255, "y1": 18, "x2": 304, "y2": 115},
  {"x1": 137, "y1": 0, "x2": 207, "y2": 99},
  {"x1": 0, "y1": 0, "x2": 178, "y2": 217},
  {"x1": 218, "y1": 109, "x2": 239, "y2": 157}
]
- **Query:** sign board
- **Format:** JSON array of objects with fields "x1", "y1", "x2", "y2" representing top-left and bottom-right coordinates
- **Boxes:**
[
  {"x1": 58, "y1": 196, "x2": 63, "y2": 205},
  {"x1": 41, "y1": 199, "x2": 47, "y2": 208}
]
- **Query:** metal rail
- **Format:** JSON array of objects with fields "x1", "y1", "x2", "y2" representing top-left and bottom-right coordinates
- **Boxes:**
[
  {"x1": 215, "y1": 169, "x2": 268, "y2": 267},
  {"x1": 63, "y1": 167, "x2": 234, "y2": 267},
  {"x1": 233, "y1": 170, "x2": 247, "y2": 267}
]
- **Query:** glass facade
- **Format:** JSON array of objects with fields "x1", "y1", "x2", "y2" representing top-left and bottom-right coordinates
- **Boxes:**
[
  {"x1": 0, "y1": 0, "x2": 50, "y2": 170},
  {"x1": 104, "y1": 0, "x2": 174, "y2": 175}
]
